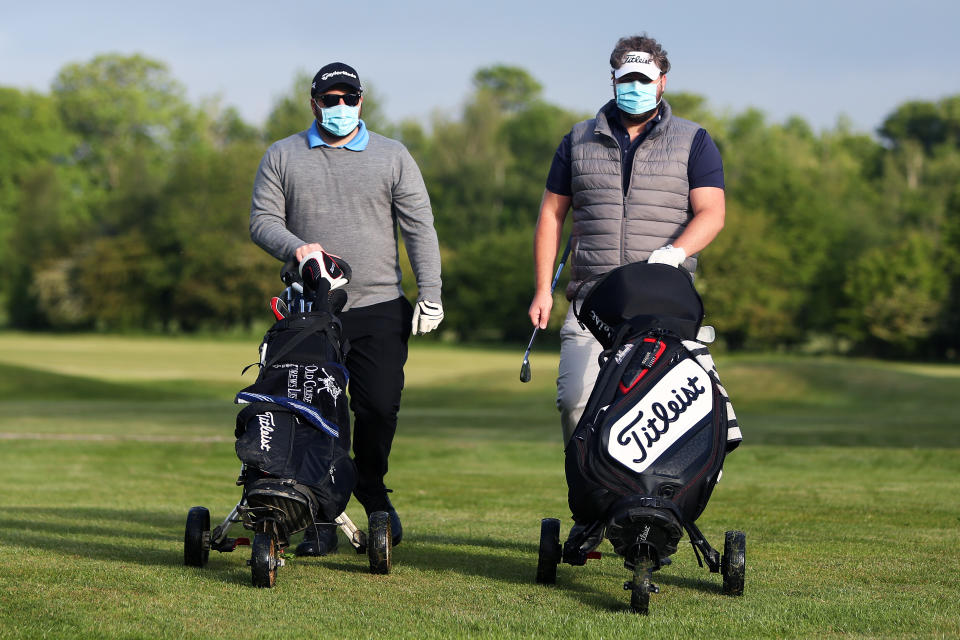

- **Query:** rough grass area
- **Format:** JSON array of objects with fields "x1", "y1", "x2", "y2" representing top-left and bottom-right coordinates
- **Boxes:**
[{"x1": 0, "y1": 334, "x2": 958, "y2": 639}]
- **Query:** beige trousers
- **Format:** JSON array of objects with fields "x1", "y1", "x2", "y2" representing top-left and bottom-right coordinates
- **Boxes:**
[{"x1": 557, "y1": 304, "x2": 603, "y2": 445}]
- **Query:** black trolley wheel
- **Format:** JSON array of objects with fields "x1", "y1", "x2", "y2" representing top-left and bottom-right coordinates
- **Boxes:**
[
  {"x1": 535, "y1": 518, "x2": 562, "y2": 584},
  {"x1": 183, "y1": 506, "x2": 210, "y2": 567},
  {"x1": 367, "y1": 511, "x2": 392, "y2": 575},
  {"x1": 251, "y1": 531, "x2": 279, "y2": 588},
  {"x1": 721, "y1": 530, "x2": 746, "y2": 596},
  {"x1": 627, "y1": 555, "x2": 655, "y2": 615},
  {"x1": 630, "y1": 571, "x2": 652, "y2": 615}
]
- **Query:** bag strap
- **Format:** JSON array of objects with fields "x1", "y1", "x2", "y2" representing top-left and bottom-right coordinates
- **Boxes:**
[
  {"x1": 263, "y1": 313, "x2": 342, "y2": 369},
  {"x1": 571, "y1": 272, "x2": 606, "y2": 324}
]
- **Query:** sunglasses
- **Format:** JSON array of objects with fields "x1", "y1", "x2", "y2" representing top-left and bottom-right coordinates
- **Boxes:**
[{"x1": 315, "y1": 93, "x2": 361, "y2": 108}]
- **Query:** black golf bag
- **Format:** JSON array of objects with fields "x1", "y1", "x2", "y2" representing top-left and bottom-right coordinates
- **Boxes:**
[
  {"x1": 565, "y1": 262, "x2": 741, "y2": 561},
  {"x1": 234, "y1": 281, "x2": 356, "y2": 541}
]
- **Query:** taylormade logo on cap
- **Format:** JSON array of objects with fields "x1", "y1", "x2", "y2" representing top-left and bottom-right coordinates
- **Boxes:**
[
  {"x1": 311, "y1": 63, "x2": 362, "y2": 95},
  {"x1": 321, "y1": 70, "x2": 357, "y2": 81}
]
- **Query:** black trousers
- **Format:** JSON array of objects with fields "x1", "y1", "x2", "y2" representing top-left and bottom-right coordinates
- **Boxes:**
[{"x1": 340, "y1": 296, "x2": 414, "y2": 512}]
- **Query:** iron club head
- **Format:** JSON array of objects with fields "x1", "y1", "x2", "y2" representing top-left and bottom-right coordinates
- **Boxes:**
[{"x1": 519, "y1": 357, "x2": 532, "y2": 383}]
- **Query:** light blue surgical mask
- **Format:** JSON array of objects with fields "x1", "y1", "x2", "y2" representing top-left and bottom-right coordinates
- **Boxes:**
[
  {"x1": 320, "y1": 104, "x2": 360, "y2": 136},
  {"x1": 615, "y1": 81, "x2": 661, "y2": 115}
]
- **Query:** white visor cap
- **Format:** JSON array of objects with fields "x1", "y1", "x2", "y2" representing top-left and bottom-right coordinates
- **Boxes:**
[{"x1": 613, "y1": 51, "x2": 662, "y2": 80}]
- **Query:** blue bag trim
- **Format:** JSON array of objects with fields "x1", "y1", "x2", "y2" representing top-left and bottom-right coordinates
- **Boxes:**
[{"x1": 235, "y1": 391, "x2": 339, "y2": 438}]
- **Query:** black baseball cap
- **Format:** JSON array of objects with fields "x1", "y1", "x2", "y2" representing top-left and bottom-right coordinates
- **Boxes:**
[{"x1": 311, "y1": 63, "x2": 362, "y2": 96}]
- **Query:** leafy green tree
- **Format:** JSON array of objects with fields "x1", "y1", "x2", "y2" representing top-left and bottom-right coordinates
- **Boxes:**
[
  {"x1": 0, "y1": 87, "x2": 87, "y2": 321},
  {"x1": 7, "y1": 162, "x2": 86, "y2": 328},
  {"x1": 158, "y1": 136, "x2": 276, "y2": 330},
  {"x1": 498, "y1": 100, "x2": 585, "y2": 229},
  {"x1": 933, "y1": 184, "x2": 960, "y2": 355},
  {"x1": 441, "y1": 227, "x2": 538, "y2": 341},
  {"x1": 698, "y1": 204, "x2": 798, "y2": 349},
  {"x1": 264, "y1": 71, "x2": 314, "y2": 142},
  {"x1": 52, "y1": 54, "x2": 193, "y2": 191},
  {"x1": 422, "y1": 88, "x2": 511, "y2": 245},
  {"x1": 879, "y1": 98, "x2": 960, "y2": 153},
  {"x1": 474, "y1": 65, "x2": 543, "y2": 113},
  {"x1": 840, "y1": 232, "x2": 949, "y2": 354},
  {"x1": 421, "y1": 66, "x2": 581, "y2": 247}
]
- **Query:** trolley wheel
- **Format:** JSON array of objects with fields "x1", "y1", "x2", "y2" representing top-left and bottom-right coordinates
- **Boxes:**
[
  {"x1": 183, "y1": 506, "x2": 210, "y2": 567},
  {"x1": 535, "y1": 518, "x2": 562, "y2": 584},
  {"x1": 251, "y1": 532, "x2": 279, "y2": 588},
  {"x1": 629, "y1": 569, "x2": 652, "y2": 615},
  {"x1": 367, "y1": 511, "x2": 392, "y2": 575},
  {"x1": 721, "y1": 530, "x2": 746, "y2": 596},
  {"x1": 623, "y1": 557, "x2": 660, "y2": 616}
]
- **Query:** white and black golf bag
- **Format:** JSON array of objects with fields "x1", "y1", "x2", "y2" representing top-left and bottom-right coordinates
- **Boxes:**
[{"x1": 565, "y1": 262, "x2": 741, "y2": 561}]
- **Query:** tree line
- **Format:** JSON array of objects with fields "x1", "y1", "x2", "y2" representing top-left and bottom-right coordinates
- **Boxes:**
[{"x1": 1, "y1": 54, "x2": 958, "y2": 358}]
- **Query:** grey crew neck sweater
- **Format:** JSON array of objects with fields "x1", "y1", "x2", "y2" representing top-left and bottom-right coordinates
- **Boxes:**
[{"x1": 250, "y1": 128, "x2": 442, "y2": 311}]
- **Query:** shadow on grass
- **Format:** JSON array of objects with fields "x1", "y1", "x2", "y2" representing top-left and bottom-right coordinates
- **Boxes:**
[
  {"x1": 0, "y1": 506, "x2": 253, "y2": 586},
  {"x1": 0, "y1": 505, "x2": 725, "y2": 610},
  {"x1": 0, "y1": 362, "x2": 234, "y2": 402},
  {"x1": 388, "y1": 531, "x2": 719, "y2": 612},
  {"x1": 399, "y1": 534, "x2": 621, "y2": 609}
]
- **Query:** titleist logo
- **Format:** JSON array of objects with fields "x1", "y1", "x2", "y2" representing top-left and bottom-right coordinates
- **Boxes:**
[
  {"x1": 589, "y1": 310, "x2": 613, "y2": 340},
  {"x1": 607, "y1": 359, "x2": 712, "y2": 473},
  {"x1": 257, "y1": 412, "x2": 276, "y2": 451}
]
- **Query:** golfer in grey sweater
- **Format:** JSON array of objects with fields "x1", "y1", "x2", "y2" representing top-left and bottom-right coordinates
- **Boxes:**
[{"x1": 250, "y1": 62, "x2": 443, "y2": 556}]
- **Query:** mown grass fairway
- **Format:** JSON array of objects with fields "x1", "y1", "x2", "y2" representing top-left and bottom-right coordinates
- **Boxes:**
[{"x1": 0, "y1": 333, "x2": 958, "y2": 639}]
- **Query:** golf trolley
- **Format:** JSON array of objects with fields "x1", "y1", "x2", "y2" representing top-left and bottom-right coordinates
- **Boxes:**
[
  {"x1": 536, "y1": 509, "x2": 745, "y2": 614},
  {"x1": 184, "y1": 473, "x2": 392, "y2": 587},
  {"x1": 183, "y1": 252, "x2": 393, "y2": 587},
  {"x1": 534, "y1": 262, "x2": 746, "y2": 614}
]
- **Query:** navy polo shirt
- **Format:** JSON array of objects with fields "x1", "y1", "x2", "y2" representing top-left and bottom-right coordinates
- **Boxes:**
[{"x1": 546, "y1": 100, "x2": 724, "y2": 196}]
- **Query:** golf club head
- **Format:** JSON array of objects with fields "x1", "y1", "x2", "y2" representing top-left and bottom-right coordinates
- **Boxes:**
[
  {"x1": 519, "y1": 357, "x2": 532, "y2": 383},
  {"x1": 270, "y1": 296, "x2": 288, "y2": 321},
  {"x1": 329, "y1": 289, "x2": 348, "y2": 315},
  {"x1": 280, "y1": 259, "x2": 300, "y2": 286},
  {"x1": 300, "y1": 251, "x2": 351, "y2": 293}
]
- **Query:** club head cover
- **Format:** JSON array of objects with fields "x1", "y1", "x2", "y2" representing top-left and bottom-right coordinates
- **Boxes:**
[
  {"x1": 300, "y1": 251, "x2": 351, "y2": 292},
  {"x1": 280, "y1": 259, "x2": 300, "y2": 286},
  {"x1": 328, "y1": 289, "x2": 348, "y2": 315},
  {"x1": 311, "y1": 278, "x2": 332, "y2": 312},
  {"x1": 270, "y1": 297, "x2": 287, "y2": 321}
]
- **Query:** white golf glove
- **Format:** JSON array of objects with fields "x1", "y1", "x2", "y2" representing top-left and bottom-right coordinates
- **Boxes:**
[
  {"x1": 647, "y1": 244, "x2": 687, "y2": 268},
  {"x1": 412, "y1": 300, "x2": 444, "y2": 335}
]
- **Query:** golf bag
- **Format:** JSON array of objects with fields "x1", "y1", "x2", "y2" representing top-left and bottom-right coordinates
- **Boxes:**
[
  {"x1": 234, "y1": 281, "x2": 356, "y2": 531},
  {"x1": 565, "y1": 262, "x2": 741, "y2": 558}
]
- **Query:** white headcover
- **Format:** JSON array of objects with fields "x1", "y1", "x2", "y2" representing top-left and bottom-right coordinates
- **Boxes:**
[{"x1": 299, "y1": 250, "x2": 349, "y2": 291}]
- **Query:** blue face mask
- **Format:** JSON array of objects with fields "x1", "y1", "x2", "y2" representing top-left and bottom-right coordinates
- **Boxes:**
[
  {"x1": 615, "y1": 81, "x2": 661, "y2": 115},
  {"x1": 320, "y1": 104, "x2": 360, "y2": 136}
]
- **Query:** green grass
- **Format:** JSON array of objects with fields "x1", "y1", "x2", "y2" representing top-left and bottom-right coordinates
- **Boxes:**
[{"x1": 0, "y1": 334, "x2": 959, "y2": 639}]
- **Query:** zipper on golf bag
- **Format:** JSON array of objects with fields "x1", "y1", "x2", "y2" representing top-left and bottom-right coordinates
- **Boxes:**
[
  {"x1": 617, "y1": 337, "x2": 667, "y2": 395},
  {"x1": 571, "y1": 332, "x2": 678, "y2": 500}
]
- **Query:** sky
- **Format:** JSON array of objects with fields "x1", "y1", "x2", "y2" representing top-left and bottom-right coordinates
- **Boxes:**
[{"x1": 3, "y1": 0, "x2": 959, "y2": 135}]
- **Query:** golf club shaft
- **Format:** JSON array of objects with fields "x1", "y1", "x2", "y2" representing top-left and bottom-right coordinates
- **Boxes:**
[{"x1": 521, "y1": 237, "x2": 572, "y2": 361}]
